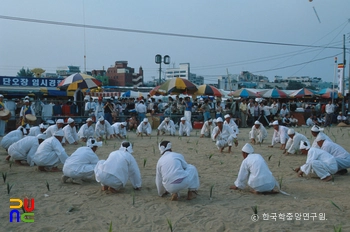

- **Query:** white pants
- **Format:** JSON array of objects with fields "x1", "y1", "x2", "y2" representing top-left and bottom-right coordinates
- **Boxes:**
[
  {"x1": 336, "y1": 156, "x2": 350, "y2": 170},
  {"x1": 184, "y1": 111, "x2": 191, "y2": 123},
  {"x1": 159, "y1": 127, "x2": 175, "y2": 135},
  {"x1": 216, "y1": 135, "x2": 235, "y2": 149},
  {"x1": 179, "y1": 127, "x2": 191, "y2": 137},
  {"x1": 253, "y1": 180, "x2": 276, "y2": 192},
  {"x1": 63, "y1": 164, "x2": 96, "y2": 179},
  {"x1": 310, "y1": 160, "x2": 338, "y2": 179},
  {"x1": 249, "y1": 130, "x2": 266, "y2": 143},
  {"x1": 164, "y1": 165, "x2": 199, "y2": 194},
  {"x1": 95, "y1": 172, "x2": 123, "y2": 190}
]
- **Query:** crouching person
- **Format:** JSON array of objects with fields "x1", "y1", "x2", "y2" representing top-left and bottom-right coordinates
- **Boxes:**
[
  {"x1": 62, "y1": 138, "x2": 101, "y2": 184},
  {"x1": 94, "y1": 141, "x2": 142, "y2": 193},
  {"x1": 230, "y1": 143, "x2": 279, "y2": 194},
  {"x1": 156, "y1": 141, "x2": 200, "y2": 201}
]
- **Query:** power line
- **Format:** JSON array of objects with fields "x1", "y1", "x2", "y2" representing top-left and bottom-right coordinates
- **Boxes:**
[{"x1": 0, "y1": 15, "x2": 344, "y2": 50}]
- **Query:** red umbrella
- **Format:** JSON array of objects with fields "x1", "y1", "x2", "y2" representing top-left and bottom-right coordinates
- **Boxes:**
[{"x1": 149, "y1": 85, "x2": 162, "y2": 96}]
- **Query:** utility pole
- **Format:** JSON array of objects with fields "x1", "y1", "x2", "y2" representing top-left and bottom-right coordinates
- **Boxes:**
[{"x1": 342, "y1": 34, "x2": 346, "y2": 115}]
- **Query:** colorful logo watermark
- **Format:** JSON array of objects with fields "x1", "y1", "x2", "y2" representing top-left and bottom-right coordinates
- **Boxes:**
[{"x1": 9, "y1": 198, "x2": 35, "y2": 223}]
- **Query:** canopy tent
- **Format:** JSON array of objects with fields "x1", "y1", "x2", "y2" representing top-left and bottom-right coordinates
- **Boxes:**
[
  {"x1": 262, "y1": 88, "x2": 288, "y2": 98},
  {"x1": 84, "y1": 92, "x2": 121, "y2": 98},
  {"x1": 122, "y1": 90, "x2": 148, "y2": 98},
  {"x1": 289, "y1": 88, "x2": 315, "y2": 98}
]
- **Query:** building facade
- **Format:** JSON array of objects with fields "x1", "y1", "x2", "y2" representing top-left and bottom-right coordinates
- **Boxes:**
[
  {"x1": 106, "y1": 61, "x2": 143, "y2": 87},
  {"x1": 165, "y1": 63, "x2": 190, "y2": 80}
]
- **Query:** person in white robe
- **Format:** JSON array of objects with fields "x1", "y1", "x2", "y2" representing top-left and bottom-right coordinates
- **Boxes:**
[
  {"x1": 268, "y1": 121, "x2": 289, "y2": 150},
  {"x1": 249, "y1": 121, "x2": 267, "y2": 144},
  {"x1": 77, "y1": 118, "x2": 95, "y2": 142},
  {"x1": 32, "y1": 129, "x2": 68, "y2": 172},
  {"x1": 295, "y1": 140, "x2": 337, "y2": 181},
  {"x1": 178, "y1": 117, "x2": 192, "y2": 137},
  {"x1": 28, "y1": 123, "x2": 48, "y2": 136},
  {"x1": 200, "y1": 118, "x2": 216, "y2": 138},
  {"x1": 157, "y1": 117, "x2": 176, "y2": 136},
  {"x1": 44, "y1": 119, "x2": 64, "y2": 138},
  {"x1": 94, "y1": 141, "x2": 142, "y2": 193},
  {"x1": 111, "y1": 122, "x2": 127, "y2": 139},
  {"x1": 62, "y1": 138, "x2": 102, "y2": 184},
  {"x1": 212, "y1": 117, "x2": 238, "y2": 153},
  {"x1": 224, "y1": 114, "x2": 239, "y2": 136},
  {"x1": 62, "y1": 118, "x2": 79, "y2": 145},
  {"x1": 310, "y1": 125, "x2": 333, "y2": 148},
  {"x1": 230, "y1": 143, "x2": 278, "y2": 194},
  {"x1": 316, "y1": 134, "x2": 350, "y2": 175},
  {"x1": 137, "y1": 118, "x2": 152, "y2": 136},
  {"x1": 284, "y1": 129, "x2": 309, "y2": 155},
  {"x1": 7, "y1": 134, "x2": 46, "y2": 166},
  {"x1": 0, "y1": 94, "x2": 7, "y2": 136},
  {"x1": 95, "y1": 116, "x2": 114, "y2": 141},
  {"x1": 156, "y1": 141, "x2": 199, "y2": 201},
  {"x1": 1, "y1": 126, "x2": 27, "y2": 150}
]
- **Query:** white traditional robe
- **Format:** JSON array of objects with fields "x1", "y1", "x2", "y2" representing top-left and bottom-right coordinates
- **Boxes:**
[
  {"x1": 234, "y1": 154, "x2": 277, "y2": 192},
  {"x1": 94, "y1": 103, "x2": 104, "y2": 119},
  {"x1": 63, "y1": 147, "x2": 99, "y2": 179},
  {"x1": 94, "y1": 148, "x2": 142, "y2": 189},
  {"x1": 285, "y1": 132, "x2": 309, "y2": 154},
  {"x1": 95, "y1": 121, "x2": 113, "y2": 138},
  {"x1": 137, "y1": 122, "x2": 152, "y2": 135},
  {"x1": 212, "y1": 125, "x2": 236, "y2": 149},
  {"x1": 200, "y1": 121, "x2": 216, "y2": 138},
  {"x1": 224, "y1": 119, "x2": 239, "y2": 135},
  {"x1": 321, "y1": 140, "x2": 350, "y2": 170},
  {"x1": 62, "y1": 125, "x2": 79, "y2": 144},
  {"x1": 111, "y1": 122, "x2": 127, "y2": 137},
  {"x1": 28, "y1": 126, "x2": 41, "y2": 136},
  {"x1": 271, "y1": 125, "x2": 289, "y2": 146},
  {"x1": 179, "y1": 121, "x2": 192, "y2": 136},
  {"x1": 8, "y1": 136, "x2": 39, "y2": 166},
  {"x1": 300, "y1": 147, "x2": 338, "y2": 179},
  {"x1": 32, "y1": 137, "x2": 68, "y2": 167},
  {"x1": 44, "y1": 124, "x2": 60, "y2": 138},
  {"x1": 312, "y1": 132, "x2": 333, "y2": 148},
  {"x1": 158, "y1": 120, "x2": 176, "y2": 136},
  {"x1": 249, "y1": 124, "x2": 267, "y2": 143},
  {"x1": 0, "y1": 130, "x2": 25, "y2": 150},
  {"x1": 77, "y1": 123, "x2": 95, "y2": 140},
  {"x1": 156, "y1": 151, "x2": 199, "y2": 196}
]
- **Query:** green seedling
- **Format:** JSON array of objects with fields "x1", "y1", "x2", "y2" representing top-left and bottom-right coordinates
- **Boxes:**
[
  {"x1": 330, "y1": 200, "x2": 343, "y2": 212},
  {"x1": 109, "y1": 221, "x2": 113, "y2": 232},
  {"x1": 7, "y1": 182, "x2": 14, "y2": 194},
  {"x1": 251, "y1": 205, "x2": 258, "y2": 215},
  {"x1": 209, "y1": 184, "x2": 214, "y2": 200},
  {"x1": 132, "y1": 190, "x2": 135, "y2": 206},
  {"x1": 333, "y1": 225, "x2": 342, "y2": 232},
  {"x1": 46, "y1": 181, "x2": 50, "y2": 191},
  {"x1": 2, "y1": 172, "x2": 7, "y2": 183},
  {"x1": 208, "y1": 154, "x2": 213, "y2": 160},
  {"x1": 268, "y1": 155, "x2": 272, "y2": 161},
  {"x1": 143, "y1": 158, "x2": 147, "y2": 168},
  {"x1": 166, "y1": 218, "x2": 173, "y2": 232}
]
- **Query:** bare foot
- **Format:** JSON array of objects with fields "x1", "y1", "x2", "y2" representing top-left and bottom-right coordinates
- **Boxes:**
[
  {"x1": 162, "y1": 191, "x2": 169, "y2": 197},
  {"x1": 171, "y1": 193, "x2": 179, "y2": 201},
  {"x1": 108, "y1": 187, "x2": 120, "y2": 193},
  {"x1": 5, "y1": 155, "x2": 11, "y2": 161},
  {"x1": 50, "y1": 167, "x2": 61, "y2": 172},
  {"x1": 38, "y1": 166, "x2": 48, "y2": 172},
  {"x1": 220, "y1": 147, "x2": 224, "y2": 153},
  {"x1": 101, "y1": 186, "x2": 109, "y2": 191},
  {"x1": 251, "y1": 139, "x2": 256, "y2": 145},
  {"x1": 321, "y1": 175, "x2": 333, "y2": 182},
  {"x1": 268, "y1": 145, "x2": 273, "y2": 148},
  {"x1": 187, "y1": 191, "x2": 198, "y2": 200},
  {"x1": 15, "y1": 160, "x2": 29, "y2": 166}
]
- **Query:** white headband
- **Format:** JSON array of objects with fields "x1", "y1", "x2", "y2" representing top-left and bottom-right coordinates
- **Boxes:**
[
  {"x1": 119, "y1": 142, "x2": 133, "y2": 153},
  {"x1": 159, "y1": 142, "x2": 172, "y2": 154},
  {"x1": 299, "y1": 141, "x2": 310, "y2": 150}
]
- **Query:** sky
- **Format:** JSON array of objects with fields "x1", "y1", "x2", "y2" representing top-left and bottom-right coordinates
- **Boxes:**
[{"x1": 1, "y1": 0, "x2": 350, "y2": 84}]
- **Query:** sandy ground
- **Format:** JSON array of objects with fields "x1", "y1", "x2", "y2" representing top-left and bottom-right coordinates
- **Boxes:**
[{"x1": 1, "y1": 126, "x2": 350, "y2": 232}]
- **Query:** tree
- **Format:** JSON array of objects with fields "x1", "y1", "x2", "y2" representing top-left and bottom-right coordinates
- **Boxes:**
[
  {"x1": 17, "y1": 67, "x2": 34, "y2": 77},
  {"x1": 286, "y1": 81, "x2": 305, "y2": 90}
]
